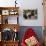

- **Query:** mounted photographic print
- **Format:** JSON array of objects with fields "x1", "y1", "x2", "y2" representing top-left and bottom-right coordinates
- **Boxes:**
[
  {"x1": 2, "y1": 10, "x2": 9, "y2": 15},
  {"x1": 23, "y1": 9, "x2": 37, "y2": 20}
]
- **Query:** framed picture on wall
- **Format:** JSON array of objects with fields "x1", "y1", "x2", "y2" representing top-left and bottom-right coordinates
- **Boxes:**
[
  {"x1": 23, "y1": 9, "x2": 37, "y2": 20},
  {"x1": 2, "y1": 10, "x2": 9, "y2": 15}
]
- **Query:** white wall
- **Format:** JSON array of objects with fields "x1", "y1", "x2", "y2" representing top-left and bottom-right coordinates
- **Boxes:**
[
  {"x1": 18, "y1": 0, "x2": 44, "y2": 26},
  {"x1": 0, "y1": 0, "x2": 44, "y2": 26}
]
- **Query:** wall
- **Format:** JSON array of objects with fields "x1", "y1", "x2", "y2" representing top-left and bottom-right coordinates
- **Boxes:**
[
  {"x1": 0, "y1": 0, "x2": 44, "y2": 26},
  {"x1": 18, "y1": 0, "x2": 44, "y2": 26}
]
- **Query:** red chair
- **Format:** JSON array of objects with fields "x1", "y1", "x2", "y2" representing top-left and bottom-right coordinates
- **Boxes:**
[{"x1": 21, "y1": 28, "x2": 41, "y2": 46}]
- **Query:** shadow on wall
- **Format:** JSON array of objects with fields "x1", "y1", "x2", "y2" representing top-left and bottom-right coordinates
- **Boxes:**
[{"x1": 18, "y1": 26, "x2": 44, "y2": 44}]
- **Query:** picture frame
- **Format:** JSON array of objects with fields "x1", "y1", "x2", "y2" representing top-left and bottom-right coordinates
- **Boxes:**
[
  {"x1": 2, "y1": 10, "x2": 9, "y2": 15},
  {"x1": 23, "y1": 9, "x2": 37, "y2": 20},
  {"x1": 9, "y1": 10, "x2": 18, "y2": 15}
]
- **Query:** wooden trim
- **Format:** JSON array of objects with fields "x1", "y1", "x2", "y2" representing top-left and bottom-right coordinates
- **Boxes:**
[
  {"x1": 0, "y1": 7, "x2": 19, "y2": 10},
  {"x1": 0, "y1": 24, "x2": 20, "y2": 32}
]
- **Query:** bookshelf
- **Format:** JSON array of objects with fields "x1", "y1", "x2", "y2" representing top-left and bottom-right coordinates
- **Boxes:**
[{"x1": 0, "y1": 7, "x2": 20, "y2": 46}]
